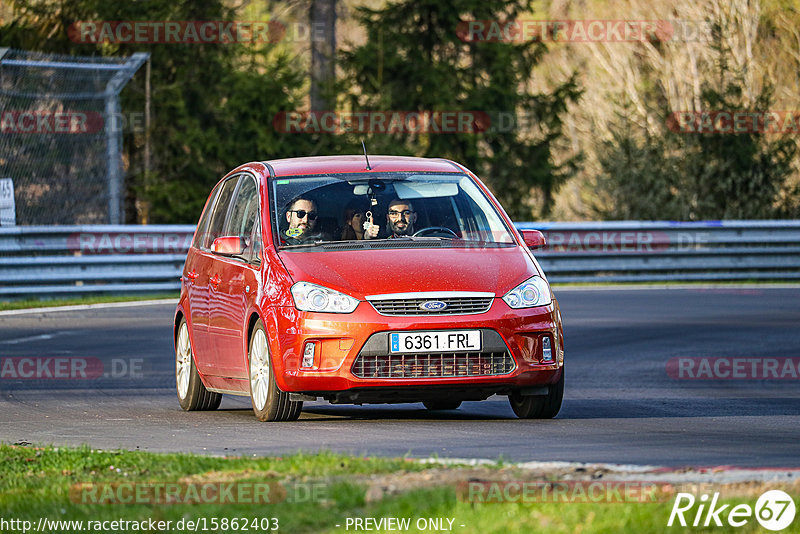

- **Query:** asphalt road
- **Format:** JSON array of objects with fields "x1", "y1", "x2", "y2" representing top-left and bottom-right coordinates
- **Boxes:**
[{"x1": 1, "y1": 287, "x2": 798, "y2": 467}]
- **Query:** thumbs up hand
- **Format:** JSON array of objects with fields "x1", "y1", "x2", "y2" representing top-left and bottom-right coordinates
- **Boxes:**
[{"x1": 363, "y1": 211, "x2": 380, "y2": 239}]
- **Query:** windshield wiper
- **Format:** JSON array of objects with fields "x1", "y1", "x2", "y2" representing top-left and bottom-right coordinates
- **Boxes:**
[{"x1": 279, "y1": 242, "x2": 324, "y2": 250}]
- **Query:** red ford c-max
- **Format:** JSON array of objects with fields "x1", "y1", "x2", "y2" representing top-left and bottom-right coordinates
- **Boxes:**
[{"x1": 174, "y1": 155, "x2": 564, "y2": 421}]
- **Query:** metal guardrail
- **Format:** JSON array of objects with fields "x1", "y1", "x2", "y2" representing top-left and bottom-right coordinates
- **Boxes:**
[
  {"x1": 520, "y1": 220, "x2": 800, "y2": 283},
  {"x1": 0, "y1": 226, "x2": 192, "y2": 297},
  {"x1": 1, "y1": 221, "x2": 799, "y2": 297}
]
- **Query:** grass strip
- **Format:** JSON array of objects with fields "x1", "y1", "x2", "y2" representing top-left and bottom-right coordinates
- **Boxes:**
[
  {"x1": 1, "y1": 444, "x2": 796, "y2": 533},
  {"x1": 0, "y1": 293, "x2": 179, "y2": 311}
]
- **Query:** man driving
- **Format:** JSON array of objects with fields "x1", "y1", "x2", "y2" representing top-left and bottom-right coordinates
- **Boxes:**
[{"x1": 364, "y1": 198, "x2": 417, "y2": 239}]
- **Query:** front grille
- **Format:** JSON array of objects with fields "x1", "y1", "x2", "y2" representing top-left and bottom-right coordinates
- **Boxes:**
[
  {"x1": 352, "y1": 351, "x2": 515, "y2": 379},
  {"x1": 370, "y1": 297, "x2": 493, "y2": 316}
]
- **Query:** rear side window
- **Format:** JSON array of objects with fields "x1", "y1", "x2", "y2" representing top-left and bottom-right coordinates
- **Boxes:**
[
  {"x1": 202, "y1": 177, "x2": 239, "y2": 249},
  {"x1": 224, "y1": 175, "x2": 261, "y2": 264},
  {"x1": 192, "y1": 183, "x2": 221, "y2": 249},
  {"x1": 224, "y1": 175, "x2": 258, "y2": 240}
]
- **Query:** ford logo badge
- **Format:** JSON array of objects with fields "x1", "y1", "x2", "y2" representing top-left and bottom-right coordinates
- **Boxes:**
[{"x1": 420, "y1": 300, "x2": 448, "y2": 311}]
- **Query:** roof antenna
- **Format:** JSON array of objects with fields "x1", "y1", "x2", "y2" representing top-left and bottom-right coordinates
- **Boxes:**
[{"x1": 361, "y1": 139, "x2": 372, "y2": 170}]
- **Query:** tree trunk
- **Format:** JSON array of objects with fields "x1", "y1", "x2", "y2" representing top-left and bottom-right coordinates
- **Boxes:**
[{"x1": 310, "y1": 0, "x2": 337, "y2": 110}]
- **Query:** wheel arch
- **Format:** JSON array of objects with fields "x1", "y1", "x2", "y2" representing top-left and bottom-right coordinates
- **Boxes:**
[
  {"x1": 246, "y1": 311, "x2": 262, "y2": 351},
  {"x1": 173, "y1": 307, "x2": 186, "y2": 348},
  {"x1": 173, "y1": 307, "x2": 208, "y2": 387}
]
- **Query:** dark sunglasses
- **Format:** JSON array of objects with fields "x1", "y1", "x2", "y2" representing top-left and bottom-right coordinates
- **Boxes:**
[
  {"x1": 388, "y1": 209, "x2": 415, "y2": 217},
  {"x1": 289, "y1": 210, "x2": 318, "y2": 220}
]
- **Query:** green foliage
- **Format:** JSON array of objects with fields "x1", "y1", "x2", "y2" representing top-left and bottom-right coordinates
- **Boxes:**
[
  {"x1": 0, "y1": 0, "x2": 315, "y2": 223},
  {"x1": 596, "y1": 100, "x2": 797, "y2": 220},
  {"x1": 1, "y1": 0, "x2": 580, "y2": 223},
  {"x1": 594, "y1": 32, "x2": 797, "y2": 221},
  {"x1": 338, "y1": 0, "x2": 582, "y2": 220},
  {"x1": 3, "y1": 1, "x2": 799, "y2": 223},
  {"x1": 591, "y1": 124, "x2": 684, "y2": 220}
]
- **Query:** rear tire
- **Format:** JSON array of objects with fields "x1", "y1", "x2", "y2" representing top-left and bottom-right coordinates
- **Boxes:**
[
  {"x1": 509, "y1": 368, "x2": 564, "y2": 419},
  {"x1": 248, "y1": 320, "x2": 302, "y2": 421},
  {"x1": 175, "y1": 318, "x2": 221, "y2": 411},
  {"x1": 423, "y1": 400, "x2": 462, "y2": 410}
]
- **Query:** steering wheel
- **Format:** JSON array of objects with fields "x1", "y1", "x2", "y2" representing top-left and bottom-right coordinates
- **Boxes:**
[{"x1": 412, "y1": 226, "x2": 459, "y2": 238}]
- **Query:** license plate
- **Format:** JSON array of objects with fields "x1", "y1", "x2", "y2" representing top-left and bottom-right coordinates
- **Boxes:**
[{"x1": 390, "y1": 331, "x2": 481, "y2": 353}]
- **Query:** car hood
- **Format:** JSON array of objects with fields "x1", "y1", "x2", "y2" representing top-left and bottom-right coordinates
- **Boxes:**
[{"x1": 278, "y1": 245, "x2": 539, "y2": 299}]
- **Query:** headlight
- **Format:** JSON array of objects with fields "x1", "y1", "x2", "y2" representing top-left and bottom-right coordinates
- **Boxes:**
[
  {"x1": 291, "y1": 282, "x2": 359, "y2": 313},
  {"x1": 502, "y1": 276, "x2": 552, "y2": 308}
]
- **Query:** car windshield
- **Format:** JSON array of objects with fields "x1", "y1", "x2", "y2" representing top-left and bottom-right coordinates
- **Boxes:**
[{"x1": 270, "y1": 172, "x2": 516, "y2": 249}]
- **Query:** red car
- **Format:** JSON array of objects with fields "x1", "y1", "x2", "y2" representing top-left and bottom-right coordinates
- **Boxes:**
[{"x1": 174, "y1": 155, "x2": 564, "y2": 421}]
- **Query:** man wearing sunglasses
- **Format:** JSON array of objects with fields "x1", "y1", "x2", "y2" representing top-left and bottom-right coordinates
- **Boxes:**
[
  {"x1": 283, "y1": 196, "x2": 321, "y2": 245},
  {"x1": 364, "y1": 198, "x2": 417, "y2": 239}
]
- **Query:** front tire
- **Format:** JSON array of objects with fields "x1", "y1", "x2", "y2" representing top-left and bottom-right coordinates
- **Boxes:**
[
  {"x1": 509, "y1": 368, "x2": 564, "y2": 419},
  {"x1": 175, "y1": 318, "x2": 221, "y2": 411},
  {"x1": 248, "y1": 320, "x2": 302, "y2": 421}
]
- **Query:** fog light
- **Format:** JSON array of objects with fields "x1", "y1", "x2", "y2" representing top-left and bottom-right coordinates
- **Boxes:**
[
  {"x1": 542, "y1": 336, "x2": 552, "y2": 362},
  {"x1": 302, "y1": 342, "x2": 315, "y2": 368}
]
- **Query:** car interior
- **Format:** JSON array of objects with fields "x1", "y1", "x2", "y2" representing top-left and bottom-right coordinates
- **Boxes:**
[{"x1": 273, "y1": 174, "x2": 506, "y2": 244}]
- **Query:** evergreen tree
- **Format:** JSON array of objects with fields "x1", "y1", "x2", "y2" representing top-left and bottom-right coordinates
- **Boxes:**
[
  {"x1": 593, "y1": 11, "x2": 797, "y2": 220},
  {"x1": 338, "y1": 0, "x2": 581, "y2": 220}
]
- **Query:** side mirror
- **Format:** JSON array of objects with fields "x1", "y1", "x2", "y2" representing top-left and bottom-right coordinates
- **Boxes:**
[
  {"x1": 211, "y1": 236, "x2": 246, "y2": 256},
  {"x1": 520, "y1": 229, "x2": 546, "y2": 249}
]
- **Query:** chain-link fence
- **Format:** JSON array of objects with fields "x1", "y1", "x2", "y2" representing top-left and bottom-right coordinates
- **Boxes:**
[{"x1": 0, "y1": 48, "x2": 148, "y2": 225}]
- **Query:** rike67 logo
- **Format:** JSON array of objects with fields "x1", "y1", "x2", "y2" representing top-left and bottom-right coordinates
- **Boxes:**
[{"x1": 668, "y1": 490, "x2": 796, "y2": 531}]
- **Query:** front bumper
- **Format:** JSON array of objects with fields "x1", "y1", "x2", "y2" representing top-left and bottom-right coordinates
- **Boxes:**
[{"x1": 270, "y1": 297, "x2": 563, "y2": 394}]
